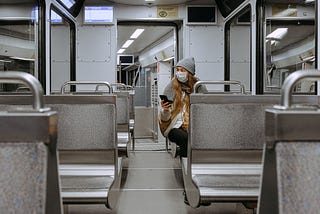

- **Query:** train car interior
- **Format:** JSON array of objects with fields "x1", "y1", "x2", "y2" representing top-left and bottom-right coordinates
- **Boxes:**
[{"x1": 0, "y1": 0, "x2": 319, "y2": 213}]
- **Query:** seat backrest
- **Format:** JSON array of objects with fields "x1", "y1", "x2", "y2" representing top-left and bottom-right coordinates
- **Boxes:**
[
  {"x1": 45, "y1": 96, "x2": 116, "y2": 151},
  {"x1": 189, "y1": 95, "x2": 279, "y2": 151},
  {"x1": 0, "y1": 95, "x2": 117, "y2": 165},
  {"x1": 276, "y1": 142, "x2": 320, "y2": 214},
  {"x1": 44, "y1": 95, "x2": 117, "y2": 167},
  {"x1": 0, "y1": 110, "x2": 62, "y2": 214},
  {"x1": 189, "y1": 94, "x2": 318, "y2": 163},
  {"x1": 114, "y1": 91, "x2": 130, "y2": 126},
  {"x1": 259, "y1": 102, "x2": 320, "y2": 214},
  {"x1": 129, "y1": 91, "x2": 135, "y2": 119},
  {"x1": 190, "y1": 102, "x2": 267, "y2": 150}
]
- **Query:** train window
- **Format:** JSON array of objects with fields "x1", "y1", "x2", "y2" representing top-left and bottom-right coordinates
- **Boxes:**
[
  {"x1": 51, "y1": 10, "x2": 63, "y2": 24},
  {"x1": 50, "y1": 8, "x2": 72, "y2": 93},
  {"x1": 58, "y1": 0, "x2": 75, "y2": 9},
  {"x1": 237, "y1": 10, "x2": 250, "y2": 25},
  {"x1": 215, "y1": 0, "x2": 246, "y2": 18},
  {"x1": 0, "y1": 0, "x2": 39, "y2": 92},
  {"x1": 264, "y1": 2, "x2": 315, "y2": 94},
  {"x1": 83, "y1": 6, "x2": 114, "y2": 24}
]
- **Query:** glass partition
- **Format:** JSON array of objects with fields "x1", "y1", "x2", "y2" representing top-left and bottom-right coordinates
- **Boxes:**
[
  {"x1": 227, "y1": 7, "x2": 251, "y2": 93},
  {"x1": 264, "y1": 2, "x2": 315, "y2": 94},
  {"x1": 58, "y1": 0, "x2": 76, "y2": 9},
  {"x1": 0, "y1": 1, "x2": 39, "y2": 92},
  {"x1": 50, "y1": 8, "x2": 73, "y2": 93}
]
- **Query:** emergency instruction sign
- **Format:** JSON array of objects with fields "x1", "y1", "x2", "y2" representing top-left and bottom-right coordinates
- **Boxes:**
[{"x1": 157, "y1": 7, "x2": 178, "y2": 18}]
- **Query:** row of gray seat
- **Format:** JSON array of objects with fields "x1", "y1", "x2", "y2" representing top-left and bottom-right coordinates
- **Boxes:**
[
  {"x1": 0, "y1": 73, "x2": 135, "y2": 213},
  {"x1": 62, "y1": 81, "x2": 135, "y2": 157},
  {"x1": 0, "y1": 72, "x2": 63, "y2": 214},
  {"x1": 259, "y1": 70, "x2": 320, "y2": 214},
  {"x1": 0, "y1": 94, "x2": 122, "y2": 211},
  {"x1": 182, "y1": 71, "x2": 320, "y2": 213}
]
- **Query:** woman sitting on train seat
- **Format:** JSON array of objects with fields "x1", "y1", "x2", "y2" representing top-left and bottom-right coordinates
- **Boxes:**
[{"x1": 158, "y1": 57, "x2": 207, "y2": 157}]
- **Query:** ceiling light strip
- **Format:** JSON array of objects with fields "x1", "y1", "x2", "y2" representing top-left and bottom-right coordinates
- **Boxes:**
[
  {"x1": 130, "y1": 28, "x2": 145, "y2": 39},
  {"x1": 122, "y1": 39, "x2": 134, "y2": 48}
]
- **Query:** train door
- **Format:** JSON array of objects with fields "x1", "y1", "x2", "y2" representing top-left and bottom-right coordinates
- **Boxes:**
[{"x1": 117, "y1": 22, "x2": 177, "y2": 143}]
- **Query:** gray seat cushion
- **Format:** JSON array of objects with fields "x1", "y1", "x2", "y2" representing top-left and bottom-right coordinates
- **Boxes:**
[{"x1": 0, "y1": 143, "x2": 47, "y2": 213}]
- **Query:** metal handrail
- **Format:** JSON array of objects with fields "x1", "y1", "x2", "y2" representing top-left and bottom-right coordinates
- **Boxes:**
[
  {"x1": 60, "y1": 81, "x2": 113, "y2": 94},
  {"x1": 111, "y1": 83, "x2": 127, "y2": 90},
  {"x1": 125, "y1": 85, "x2": 134, "y2": 90},
  {"x1": 95, "y1": 83, "x2": 132, "y2": 92},
  {"x1": 193, "y1": 80, "x2": 246, "y2": 94},
  {"x1": 274, "y1": 69, "x2": 320, "y2": 110},
  {"x1": 15, "y1": 86, "x2": 31, "y2": 92},
  {"x1": 0, "y1": 71, "x2": 46, "y2": 111}
]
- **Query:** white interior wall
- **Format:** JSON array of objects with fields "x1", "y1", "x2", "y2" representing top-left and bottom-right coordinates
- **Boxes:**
[
  {"x1": 185, "y1": 25, "x2": 224, "y2": 91},
  {"x1": 182, "y1": 1, "x2": 225, "y2": 91},
  {"x1": 75, "y1": 10, "x2": 117, "y2": 90},
  {"x1": 2, "y1": 1, "x2": 230, "y2": 94},
  {"x1": 73, "y1": 1, "x2": 223, "y2": 90}
]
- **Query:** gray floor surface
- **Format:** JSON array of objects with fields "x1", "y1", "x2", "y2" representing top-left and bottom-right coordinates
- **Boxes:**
[{"x1": 64, "y1": 139, "x2": 255, "y2": 214}]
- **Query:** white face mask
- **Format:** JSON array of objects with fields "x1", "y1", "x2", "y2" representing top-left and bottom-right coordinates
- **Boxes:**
[{"x1": 176, "y1": 71, "x2": 188, "y2": 83}]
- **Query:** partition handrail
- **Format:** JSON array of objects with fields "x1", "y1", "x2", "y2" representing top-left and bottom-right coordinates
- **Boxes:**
[
  {"x1": 60, "y1": 81, "x2": 113, "y2": 94},
  {"x1": 0, "y1": 71, "x2": 45, "y2": 111},
  {"x1": 111, "y1": 83, "x2": 127, "y2": 89},
  {"x1": 96, "y1": 83, "x2": 129, "y2": 92},
  {"x1": 15, "y1": 86, "x2": 31, "y2": 92},
  {"x1": 274, "y1": 69, "x2": 320, "y2": 109},
  {"x1": 193, "y1": 80, "x2": 245, "y2": 94},
  {"x1": 125, "y1": 85, "x2": 134, "y2": 90}
]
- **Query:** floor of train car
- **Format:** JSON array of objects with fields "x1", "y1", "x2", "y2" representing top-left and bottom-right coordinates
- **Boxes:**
[{"x1": 65, "y1": 139, "x2": 255, "y2": 214}]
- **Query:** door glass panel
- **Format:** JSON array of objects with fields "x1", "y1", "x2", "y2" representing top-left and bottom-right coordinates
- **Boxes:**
[
  {"x1": 229, "y1": 8, "x2": 251, "y2": 93},
  {"x1": 264, "y1": 2, "x2": 315, "y2": 94},
  {"x1": 50, "y1": 9, "x2": 71, "y2": 93},
  {"x1": 0, "y1": 1, "x2": 38, "y2": 92}
]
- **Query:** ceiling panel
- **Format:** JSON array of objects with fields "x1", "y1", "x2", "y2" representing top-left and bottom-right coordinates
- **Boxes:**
[{"x1": 117, "y1": 25, "x2": 174, "y2": 55}]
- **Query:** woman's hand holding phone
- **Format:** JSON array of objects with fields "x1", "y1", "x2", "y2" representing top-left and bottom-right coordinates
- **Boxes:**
[
  {"x1": 160, "y1": 95, "x2": 172, "y2": 110},
  {"x1": 161, "y1": 100, "x2": 171, "y2": 110}
]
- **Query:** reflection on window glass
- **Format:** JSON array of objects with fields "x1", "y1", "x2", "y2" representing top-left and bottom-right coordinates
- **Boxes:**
[
  {"x1": 50, "y1": 9, "x2": 71, "y2": 93},
  {"x1": 265, "y1": 20, "x2": 315, "y2": 93},
  {"x1": 59, "y1": 0, "x2": 75, "y2": 9},
  {"x1": 271, "y1": 4, "x2": 297, "y2": 17},
  {"x1": 264, "y1": 2, "x2": 315, "y2": 94},
  {"x1": 51, "y1": 10, "x2": 62, "y2": 23},
  {"x1": 0, "y1": 3, "x2": 38, "y2": 92},
  {"x1": 31, "y1": 6, "x2": 39, "y2": 22}
]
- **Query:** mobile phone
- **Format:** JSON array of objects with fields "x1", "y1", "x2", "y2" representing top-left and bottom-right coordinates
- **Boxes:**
[{"x1": 159, "y1": 95, "x2": 173, "y2": 104}]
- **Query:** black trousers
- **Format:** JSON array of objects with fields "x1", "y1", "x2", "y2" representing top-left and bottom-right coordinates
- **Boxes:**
[{"x1": 168, "y1": 127, "x2": 188, "y2": 157}]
